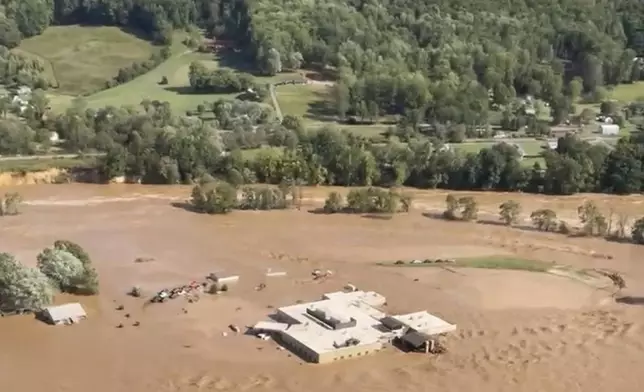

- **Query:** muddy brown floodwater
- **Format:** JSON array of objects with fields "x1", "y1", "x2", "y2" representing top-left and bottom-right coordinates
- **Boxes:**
[{"x1": 0, "y1": 184, "x2": 643, "y2": 392}]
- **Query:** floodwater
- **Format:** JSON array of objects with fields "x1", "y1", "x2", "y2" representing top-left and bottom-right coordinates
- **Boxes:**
[{"x1": 0, "y1": 184, "x2": 643, "y2": 392}]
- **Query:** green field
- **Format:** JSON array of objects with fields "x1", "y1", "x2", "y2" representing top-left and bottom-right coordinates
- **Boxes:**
[
  {"x1": 15, "y1": 25, "x2": 157, "y2": 95},
  {"x1": 383, "y1": 256, "x2": 553, "y2": 272},
  {"x1": 46, "y1": 36, "x2": 306, "y2": 114},
  {"x1": 610, "y1": 82, "x2": 644, "y2": 102}
]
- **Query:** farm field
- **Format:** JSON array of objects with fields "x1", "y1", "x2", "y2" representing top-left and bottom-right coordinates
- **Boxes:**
[
  {"x1": 0, "y1": 184, "x2": 643, "y2": 392},
  {"x1": 14, "y1": 26, "x2": 157, "y2": 95}
]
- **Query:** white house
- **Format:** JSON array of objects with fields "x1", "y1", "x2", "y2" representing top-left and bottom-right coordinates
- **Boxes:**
[{"x1": 599, "y1": 124, "x2": 619, "y2": 136}]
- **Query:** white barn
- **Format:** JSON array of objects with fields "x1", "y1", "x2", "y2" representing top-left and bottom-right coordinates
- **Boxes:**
[
  {"x1": 599, "y1": 124, "x2": 619, "y2": 136},
  {"x1": 42, "y1": 303, "x2": 87, "y2": 325}
]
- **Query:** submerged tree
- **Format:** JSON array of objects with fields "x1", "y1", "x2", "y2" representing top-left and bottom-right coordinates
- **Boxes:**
[
  {"x1": 530, "y1": 209, "x2": 559, "y2": 232},
  {"x1": 499, "y1": 200, "x2": 522, "y2": 226},
  {"x1": 0, "y1": 192, "x2": 23, "y2": 216}
]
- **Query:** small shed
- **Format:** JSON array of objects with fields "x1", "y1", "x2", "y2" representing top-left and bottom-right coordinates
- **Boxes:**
[
  {"x1": 599, "y1": 124, "x2": 619, "y2": 136},
  {"x1": 42, "y1": 303, "x2": 87, "y2": 325}
]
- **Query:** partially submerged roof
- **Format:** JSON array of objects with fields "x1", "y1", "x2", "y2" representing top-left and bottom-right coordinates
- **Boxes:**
[
  {"x1": 252, "y1": 321, "x2": 289, "y2": 332},
  {"x1": 44, "y1": 303, "x2": 86, "y2": 321}
]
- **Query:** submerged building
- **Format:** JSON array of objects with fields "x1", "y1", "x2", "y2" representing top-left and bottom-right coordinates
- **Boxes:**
[{"x1": 252, "y1": 290, "x2": 456, "y2": 364}]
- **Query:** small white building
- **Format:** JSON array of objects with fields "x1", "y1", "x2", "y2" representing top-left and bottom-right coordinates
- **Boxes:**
[
  {"x1": 599, "y1": 124, "x2": 619, "y2": 136},
  {"x1": 41, "y1": 303, "x2": 87, "y2": 325}
]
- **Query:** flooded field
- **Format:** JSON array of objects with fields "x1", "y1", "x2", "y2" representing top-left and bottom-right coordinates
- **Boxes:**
[{"x1": 0, "y1": 184, "x2": 643, "y2": 392}]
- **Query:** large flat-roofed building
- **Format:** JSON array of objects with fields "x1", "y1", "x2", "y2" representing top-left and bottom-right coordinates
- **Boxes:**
[{"x1": 253, "y1": 290, "x2": 456, "y2": 364}]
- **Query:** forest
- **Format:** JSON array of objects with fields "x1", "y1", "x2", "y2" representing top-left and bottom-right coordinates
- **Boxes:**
[{"x1": 1, "y1": 0, "x2": 644, "y2": 196}]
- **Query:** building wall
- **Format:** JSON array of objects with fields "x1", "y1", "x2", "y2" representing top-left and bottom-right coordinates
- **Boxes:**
[
  {"x1": 317, "y1": 342, "x2": 384, "y2": 364},
  {"x1": 280, "y1": 332, "x2": 320, "y2": 363}
]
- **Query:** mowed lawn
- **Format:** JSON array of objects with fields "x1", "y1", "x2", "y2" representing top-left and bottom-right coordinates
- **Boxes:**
[{"x1": 15, "y1": 25, "x2": 157, "y2": 95}]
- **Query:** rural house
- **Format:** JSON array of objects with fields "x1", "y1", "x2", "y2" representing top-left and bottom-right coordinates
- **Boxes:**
[{"x1": 41, "y1": 303, "x2": 87, "y2": 325}]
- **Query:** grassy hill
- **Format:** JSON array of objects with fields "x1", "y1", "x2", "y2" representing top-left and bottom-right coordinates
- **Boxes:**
[{"x1": 14, "y1": 25, "x2": 157, "y2": 95}]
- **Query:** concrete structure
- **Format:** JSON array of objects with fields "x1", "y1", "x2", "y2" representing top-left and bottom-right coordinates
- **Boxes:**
[
  {"x1": 41, "y1": 303, "x2": 87, "y2": 325},
  {"x1": 253, "y1": 290, "x2": 456, "y2": 364},
  {"x1": 599, "y1": 124, "x2": 619, "y2": 136}
]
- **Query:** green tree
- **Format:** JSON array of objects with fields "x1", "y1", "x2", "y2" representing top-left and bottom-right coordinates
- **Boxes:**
[
  {"x1": 36, "y1": 248, "x2": 86, "y2": 292},
  {"x1": 190, "y1": 181, "x2": 238, "y2": 214},
  {"x1": 499, "y1": 200, "x2": 522, "y2": 226},
  {"x1": 0, "y1": 253, "x2": 53, "y2": 311}
]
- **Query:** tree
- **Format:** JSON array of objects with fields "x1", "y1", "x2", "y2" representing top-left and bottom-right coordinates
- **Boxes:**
[
  {"x1": 443, "y1": 194, "x2": 460, "y2": 220},
  {"x1": 0, "y1": 192, "x2": 23, "y2": 216},
  {"x1": 577, "y1": 201, "x2": 608, "y2": 236},
  {"x1": 287, "y1": 52, "x2": 304, "y2": 70},
  {"x1": 568, "y1": 77, "x2": 583, "y2": 101},
  {"x1": 0, "y1": 253, "x2": 53, "y2": 311},
  {"x1": 0, "y1": 16, "x2": 21, "y2": 48},
  {"x1": 530, "y1": 209, "x2": 558, "y2": 232},
  {"x1": 323, "y1": 192, "x2": 344, "y2": 213},
  {"x1": 459, "y1": 197, "x2": 478, "y2": 221},
  {"x1": 190, "y1": 181, "x2": 238, "y2": 214},
  {"x1": 631, "y1": 217, "x2": 644, "y2": 244},
  {"x1": 53, "y1": 240, "x2": 99, "y2": 294},
  {"x1": 265, "y1": 48, "x2": 282, "y2": 76},
  {"x1": 499, "y1": 200, "x2": 522, "y2": 226},
  {"x1": 36, "y1": 248, "x2": 86, "y2": 292}
]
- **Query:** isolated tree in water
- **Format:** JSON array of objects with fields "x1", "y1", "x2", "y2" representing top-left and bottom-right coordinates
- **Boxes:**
[
  {"x1": 499, "y1": 200, "x2": 522, "y2": 226},
  {"x1": 37, "y1": 248, "x2": 86, "y2": 292},
  {"x1": 0, "y1": 192, "x2": 22, "y2": 216},
  {"x1": 0, "y1": 253, "x2": 53, "y2": 311}
]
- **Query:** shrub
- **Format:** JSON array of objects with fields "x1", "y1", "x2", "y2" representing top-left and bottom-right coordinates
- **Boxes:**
[
  {"x1": 0, "y1": 192, "x2": 23, "y2": 216},
  {"x1": 323, "y1": 192, "x2": 344, "y2": 213},
  {"x1": 344, "y1": 187, "x2": 410, "y2": 214},
  {"x1": 577, "y1": 201, "x2": 608, "y2": 236},
  {"x1": 238, "y1": 186, "x2": 287, "y2": 210},
  {"x1": 632, "y1": 217, "x2": 644, "y2": 244}
]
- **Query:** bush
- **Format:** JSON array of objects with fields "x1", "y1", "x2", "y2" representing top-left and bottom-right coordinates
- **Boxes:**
[
  {"x1": 190, "y1": 181, "x2": 238, "y2": 214},
  {"x1": 0, "y1": 253, "x2": 53, "y2": 311},
  {"x1": 323, "y1": 192, "x2": 344, "y2": 213},
  {"x1": 632, "y1": 217, "x2": 644, "y2": 244},
  {"x1": 159, "y1": 76, "x2": 169, "y2": 85},
  {"x1": 0, "y1": 192, "x2": 23, "y2": 216}
]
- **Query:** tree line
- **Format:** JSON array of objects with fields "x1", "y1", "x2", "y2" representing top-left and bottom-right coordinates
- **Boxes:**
[
  {"x1": 0, "y1": 240, "x2": 99, "y2": 312},
  {"x1": 440, "y1": 194, "x2": 644, "y2": 245},
  {"x1": 5, "y1": 97, "x2": 644, "y2": 197}
]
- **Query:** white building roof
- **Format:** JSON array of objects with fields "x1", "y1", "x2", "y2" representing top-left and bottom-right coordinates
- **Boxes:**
[
  {"x1": 392, "y1": 311, "x2": 457, "y2": 335},
  {"x1": 44, "y1": 303, "x2": 86, "y2": 322}
]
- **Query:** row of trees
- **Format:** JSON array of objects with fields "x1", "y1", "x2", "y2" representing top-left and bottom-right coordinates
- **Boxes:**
[
  {"x1": 441, "y1": 194, "x2": 644, "y2": 245},
  {"x1": 188, "y1": 61, "x2": 257, "y2": 94},
  {"x1": 5, "y1": 96, "x2": 644, "y2": 197},
  {"x1": 107, "y1": 46, "x2": 172, "y2": 89},
  {"x1": 322, "y1": 187, "x2": 412, "y2": 214},
  {"x1": 0, "y1": 240, "x2": 99, "y2": 312},
  {"x1": 189, "y1": 181, "x2": 303, "y2": 214}
]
